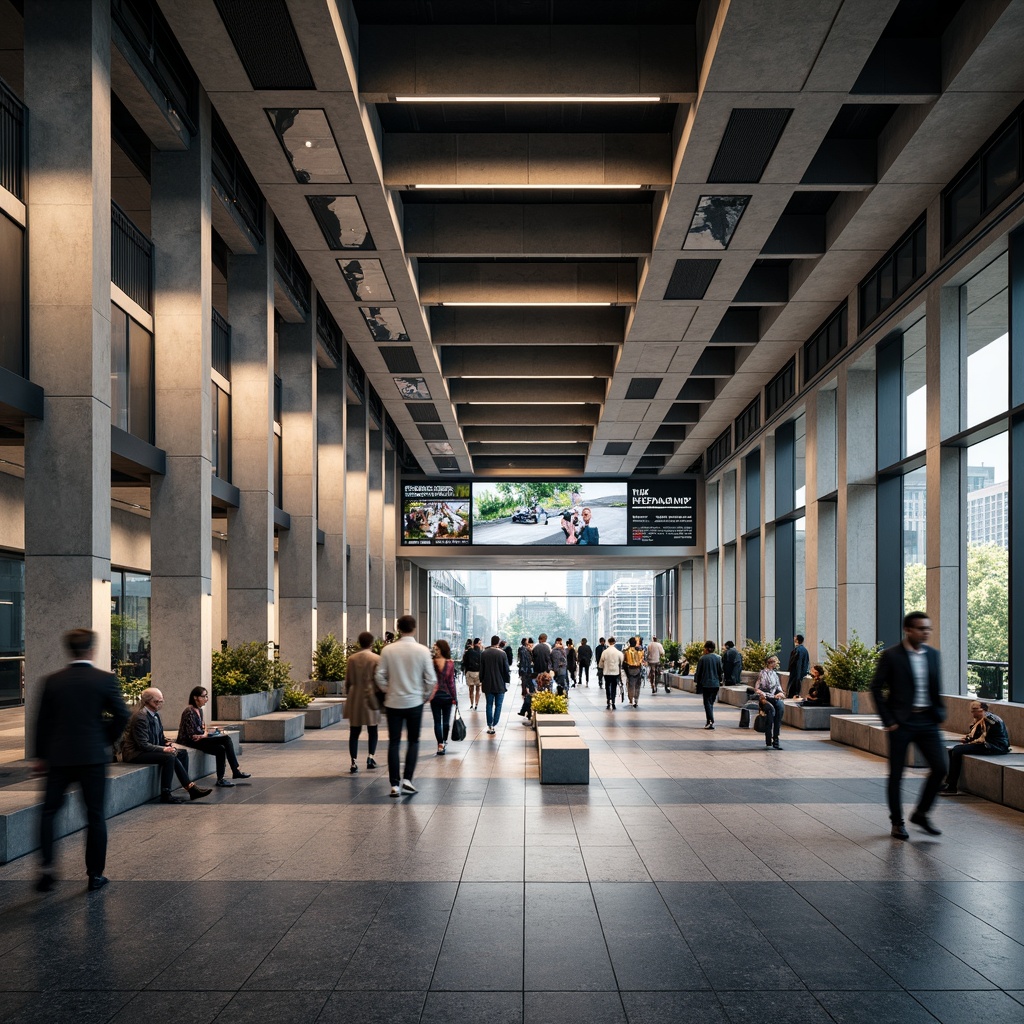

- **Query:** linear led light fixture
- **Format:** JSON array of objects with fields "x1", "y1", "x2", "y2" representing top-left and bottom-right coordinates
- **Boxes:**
[
  {"x1": 467, "y1": 399, "x2": 591, "y2": 405},
  {"x1": 439, "y1": 301, "x2": 614, "y2": 307},
  {"x1": 409, "y1": 183, "x2": 644, "y2": 190},
  {"x1": 395, "y1": 95, "x2": 663, "y2": 103},
  {"x1": 459, "y1": 375, "x2": 596, "y2": 379}
]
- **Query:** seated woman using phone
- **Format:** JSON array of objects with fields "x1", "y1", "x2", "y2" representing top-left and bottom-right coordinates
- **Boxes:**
[{"x1": 176, "y1": 687, "x2": 251, "y2": 787}]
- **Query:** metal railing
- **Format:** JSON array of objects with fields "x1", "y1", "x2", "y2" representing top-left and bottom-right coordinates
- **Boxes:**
[
  {"x1": 967, "y1": 660, "x2": 1009, "y2": 701},
  {"x1": 212, "y1": 309, "x2": 231, "y2": 379},
  {"x1": 111, "y1": 201, "x2": 153, "y2": 312},
  {"x1": 212, "y1": 111, "x2": 265, "y2": 244},
  {"x1": 0, "y1": 77, "x2": 24, "y2": 200},
  {"x1": 273, "y1": 221, "x2": 311, "y2": 318},
  {"x1": 316, "y1": 302, "x2": 343, "y2": 366},
  {"x1": 0, "y1": 654, "x2": 25, "y2": 708}
]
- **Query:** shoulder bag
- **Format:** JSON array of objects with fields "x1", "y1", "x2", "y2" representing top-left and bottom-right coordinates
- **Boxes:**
[{"x1": 450, "y1": 706, "x2": 467, "y2": 742}]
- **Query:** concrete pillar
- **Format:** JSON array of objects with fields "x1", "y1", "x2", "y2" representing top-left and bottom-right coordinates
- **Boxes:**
[
  {"x1": 316, "y1": 369, "x2": 346, "y2": 639},
  {"x1": 225, "y1": 223, "x2": 275, "y2": 645},
  {"x1": 761, "y1": 439, "x2": 776, "y2": 641},
  {"x1": 346, "y1": 401, "x2": 370, "y2": 633},
  {"x1": 148, "y1": 96, "x2": 214, "y2": 716},
  {"x1": 368, "y1": 423, "x2": 385, "y2": 632},
  {"x1": 384, "y1": 445, "x2": 398, "y2": 622},
  {"x1": 837, "y1": 366, "x2": 876, "y2": 643},
  {"x1": 277, "y1": 299, "x2": 318, "y2": 679},
  {"x1": 928, "y1": 285, "x2": 965, "y2": 691},
  {"x1": 23, "y1": 0, "x2": 113, "y2": 748}
]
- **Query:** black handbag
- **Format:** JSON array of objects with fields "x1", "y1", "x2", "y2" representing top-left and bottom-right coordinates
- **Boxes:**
[
  {"x1": 754, "y1": 710, "x2": 768, "y2": 733},
  {"x1": 450, "y1": 707, "x2": 466, "y2": 742}
]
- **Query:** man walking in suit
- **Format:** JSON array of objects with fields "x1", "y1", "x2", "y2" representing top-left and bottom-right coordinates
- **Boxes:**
[
  {"x1": 870, "y1": 611, "x2": 947, "y2": 839},
  {"x1": 480, "y1": 635, "x2": 511, "y2": 735},
  {"x1": 33, "y1": 628, "x2": 131, "y2": 893}
]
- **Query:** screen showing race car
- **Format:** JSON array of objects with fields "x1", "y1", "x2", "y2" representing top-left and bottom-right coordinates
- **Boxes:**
[
  {"x1": 401, "y1": 483, "x2": 471, "y2": 545},
  {"x1": 470, "y1": 481, "x2": 627, "y2": 546}
]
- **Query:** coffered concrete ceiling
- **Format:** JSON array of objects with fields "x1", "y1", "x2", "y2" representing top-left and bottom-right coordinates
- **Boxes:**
[{"x1": 158, "y1": 0, "x2": 1024, "y2": 478}]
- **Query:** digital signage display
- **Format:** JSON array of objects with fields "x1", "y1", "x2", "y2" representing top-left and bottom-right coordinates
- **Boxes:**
[
  {"x1": 627, "y1": 480, "x2": 698, "y2": 546},
  {"x1": 401, "y1": 483, "x2": 471, "y2": 545}
]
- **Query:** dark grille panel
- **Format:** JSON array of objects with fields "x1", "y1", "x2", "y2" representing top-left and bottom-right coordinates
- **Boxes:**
[
  {"x1": 434, "y1": 456, "x2": 459, "y2": 472},
  {"x1": 417, "y1": 424, "x2": 448, "y2": 440},
  {"x1": 645, "y1": 441, "x2": 675, "y2": 455},
  {"x1": 636, "y1": 456, "x2": 666, "y2": 470},
  {"x1": 624, "y1": 378, "x2": 662, "y2": 400},
  {"x1": 664, "y1": 259, "x2": 719, "y2": 300},
  {"x1": 603, "y1": 441, "x2": 632, "y2": 455},
  {"x1": 213, "y1": 0, "x2": 315, "y2": 90},
  {"x1": 380, "y1": 346, "x2": 421, "y2": 373},
  {"x1": 408, "y1": 404, "x2": 441, "y2": 423},
  {"x1": 708, "y1": 108, "x2": 792, "y2": 183},
  {"x1": 654, "y1": 423, "x2": 688, "y2": 440}
]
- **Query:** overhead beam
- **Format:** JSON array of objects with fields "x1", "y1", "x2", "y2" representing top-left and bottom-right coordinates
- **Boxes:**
[
  {"x1": 419, "y1": 261, "x2": 636, "y2": 305},
  {"x1": 464, "y1": 425, "x2": 593, "y2": 444},
  {"x1": 385, "y1": 134, "x2": 671, "y2": 188},
  {"x1": 451, "y1": 378, "x2": 606, "y2": 404},
  {"x1": 359, "y1": 25, "x2": 697, "y2": 102},
  {"x1": 430, "y1": 306, "x2": 625, "y2": 346},
  {"x1": 457, "y1": 404, "x2": 601, "y2": 426},
  {"x1": 404, "y1": 204, "x2": 653, "y2": 258},
  {"x1": 469, "y1": 442, "x2": 590, "y2": 457},
  {"x1": 442, "y1": 346, "x2": 615, "y2": 379}
]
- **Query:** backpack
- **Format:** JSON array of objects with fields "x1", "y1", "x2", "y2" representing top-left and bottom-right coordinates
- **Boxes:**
[{"x1": 624, "y1": 645, "x2": 644, "y2": 668}]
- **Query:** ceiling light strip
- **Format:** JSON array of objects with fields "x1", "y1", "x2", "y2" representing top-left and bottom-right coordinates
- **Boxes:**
[
  {"x1": 409, "y1": 183, "x2": 644, "y2": 190},
  {"x1": 440, "y1": 301, "x2": 615, "y2": 307},
  {"x1": 394, "y1": 95, "x2": 663, "y2": 103}
]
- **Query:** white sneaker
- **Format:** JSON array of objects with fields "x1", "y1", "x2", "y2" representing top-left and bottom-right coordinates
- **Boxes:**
[
  {"x1": 400, "y1": 778, "x2": 418, "y2": 794},
  {"x1": 389, "y1": 785, "x2": 401, "y2": 798}
]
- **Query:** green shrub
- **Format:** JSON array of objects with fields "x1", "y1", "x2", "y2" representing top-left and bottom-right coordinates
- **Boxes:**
[
  {"x1": 120, "y1": 672, "x2": 150, "y2": 706},
  {"x1": 662, "y1": 638, "x2": 680, "y2": 666},
  {"x1": 821, "y1": 632, "x2": 884, "y2": 691},
  {"x1": 312, "y1": 633, "x2": 351, "y2": 681},
  {"x1": 683, "y1": 641, "x2": 706, "y2": 669},
  {"x1": 280, "y1": 684, "x2": 314, "y2": 709},
  {"x1": 531, "y1": 691, "x2": 569, "y2": 715},
  {"x1": 741, "y1": 637, "x2": 782, "y2": 672},
  {"x1": 212, "y1": 641, "x2": 294, "y2": 695}
]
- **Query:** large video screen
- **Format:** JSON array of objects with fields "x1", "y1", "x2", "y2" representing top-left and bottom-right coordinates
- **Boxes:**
[
  {"x1": 471, "y1": 481, "x2": 627, "y2": 546},
  {"x1": 626, "y1": 479, "x2": 697, "y2": 546},
  {"x1": 402, "y1": 483, "x2": 471, "y2": 545}
]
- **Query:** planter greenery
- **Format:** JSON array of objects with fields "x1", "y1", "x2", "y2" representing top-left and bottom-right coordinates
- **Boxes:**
[
  {"x1": 662, "y1": 638, "x2": 680, "y2": 668},
  {"x1": 312, "y1": 633, "x2": 352, "y2": 682},
  {"x1": 212, "y1": 640, "x2": 294, "y2": 695},
  {"x1": 683, "y1": 641, "x2": 706, "y2": 670},
  {"x1": 821, "y1": 632, "x2": 884, "y2": 691},
  {"x1": 531, "y1": 691, "x2": 569, "y2": 715},
  {"x1": 120, "y1": 672, "x2": 150, "y2": 706},
  {"x1": 280, "y1": 684, "x2": 315, "y2": 710},
  {"x1": 741, "y1": 637, "x2": 782, "y2": 672}
]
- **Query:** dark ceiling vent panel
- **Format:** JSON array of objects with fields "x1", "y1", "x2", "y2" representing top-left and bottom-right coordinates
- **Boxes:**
[
  {"x1": 624, "y1": 378, "x2": 662, "y2": 400},
  {"x1": 434, "y1": 456, "x2": 459, "y2": 472},
  {"x1": 417, "y1": 424, "x2": 447, "y2": 440},
  {"x1": 665, "y1": 259, "x2": 719, "y2": 300},
  {"x1": 604, "y1": 441, "x2": 632, "y2": 456},
  {"x1": 408, "y1": 404, "x2": 441, "y2": 423},
  {"x1": 707, "y1": 108, "x2": 792, "y2": 183},
  {"x1": 645, "y1": 441, "x2": 676, "y2": 455},
  {"x1": 214, "y1": 0, "x2": 315, "y2": 90},
  {"x1": 636, "y1": 456, "x2": 666, "y2": 471},
  {"x1": 654, "y1": 423, "x2": 687, "y2": 440},
  {"x1": 379, "y1": 346, "x2": 421, "y2": 373}
]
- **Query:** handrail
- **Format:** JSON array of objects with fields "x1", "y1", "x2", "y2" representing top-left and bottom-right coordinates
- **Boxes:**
[
  {"x1": 0, "y1": 76, "x2": 25, "y2": 201},
  {"x1": 111, "y1": 201, "x2": 153, "y2": 312}
]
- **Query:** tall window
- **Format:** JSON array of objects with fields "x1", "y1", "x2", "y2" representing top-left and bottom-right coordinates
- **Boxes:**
[
  {"x1": 902, "y1": 467, "x2": 927, "y2": 613},
  {"x1": 0, "y1": 553, "x2": 24, "y2": 707},
  {"x1": 903, "y1": 317, "x2": 927, "y2": 456},
  {"x1": 212, "y1": 382, "x2": 231, "y2": 480},
  {"x1": 110, "y1": 303, "x2": 154, "y2": 443},
  {"x1": 963, "y1": 252, "x2": 1008, "y2": 430},
  {"x1": 0, "y1": 211, "x2": 25, "y2": 376},
  {"x1": 111, "y1": 570, "x2": 151, "y2": 679}
]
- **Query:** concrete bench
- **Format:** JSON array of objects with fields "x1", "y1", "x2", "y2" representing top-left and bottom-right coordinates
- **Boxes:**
[
  {"x1": 538, "y1": 736, "x2": 589, "y2": 784},
  {"x1": 1002, "y1": 765, "x2": 1024, "y2": 812},
  {"x1": 720, "y1": 685, "x2": 752, "y2": 708},
  {"x1": 535, "y1": 726, "x2": 579, "y2": 742},
  {"x1": 533, "y1": 713, "x2": 576, "y2": 730},
  {"x1": 830, "y1": 715, "x2": 959, "y2": 767},
  {"x1": 956, "y1": 752, "x2": 1024, "y2": 803},
  {"x1": 782, "y1": 703, "x2": 851, "y2": 730},
  {"x1": 303, "y1": 698, "x2": 344, "y2": 729},
  {"x1": 219, "y1": 712, "x2": 306, "y2": 742}
]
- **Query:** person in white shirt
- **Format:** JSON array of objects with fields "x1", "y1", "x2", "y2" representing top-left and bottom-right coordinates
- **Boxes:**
[
  {"x1": 375, "y1": 615, "x2": 436, "y2": 797},
  {"x1": 598, "y1": 637, "x2": 624, "y2": 711},
  {"x1": 646, "y1": 636, "x2": 665, "y2": 694}
]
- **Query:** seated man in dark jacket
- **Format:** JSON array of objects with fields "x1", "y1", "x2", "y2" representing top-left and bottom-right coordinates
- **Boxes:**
[
  {"x1": 941, "y1": 700, "x2": 1011, "y2": 795},
  {"x1": 800, "y1": 665, "x2": 831, "y2": 706}
]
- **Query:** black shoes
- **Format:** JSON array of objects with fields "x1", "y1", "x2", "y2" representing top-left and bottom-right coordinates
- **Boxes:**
[
  {"x1": 891, "y1": 821, "x2": 910, "y2": 840},
  {"x1": 232, "y1": 770, "x2": 252, "y2": 780},
  {"x1": 188, "y1": 785, "x2": 212, "y2": 800},
  {"x1": 35, "y1": 873, "x2": 55, "y2": 893},
  {"x1": 366, "y1": 757, "x2": 377, "y2": 769},
  {"x1": 939, "y1": 785, "x2": 959, "y2": 796},
  {"x1": 87, "y1": 875, "x2": 109, "y2": 892},
  {"x1": 349, "y1": 760, "x2": 359, "y2": 773},
  {"x1": 160, "y1": 791, "x2": 185, "y2": 804},
  {"x1": 772, "y1": 742, "x2": 782, "y2": 750},
  {"x1": 910, "y1": 811, "x2": 942, "y2": 836}
]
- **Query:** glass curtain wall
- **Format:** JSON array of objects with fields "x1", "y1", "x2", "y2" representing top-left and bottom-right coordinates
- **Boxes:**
[
  {"x1": 111, "y1": 570, "x2": 151, "y2": 678},
  {"x1": 0, "y1": 553, "x2": 24, "y2": 707}
]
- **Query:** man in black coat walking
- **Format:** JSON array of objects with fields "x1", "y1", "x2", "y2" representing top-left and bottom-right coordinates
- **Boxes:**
[
  {"x1": 33, "y1": 628, "x2": 131, "y2": 893},
  {"x1": 870, "y1": 611, "x2": 947, "y2": 839}
]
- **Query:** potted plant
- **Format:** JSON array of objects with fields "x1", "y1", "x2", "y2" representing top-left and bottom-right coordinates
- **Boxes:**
[
  {"x1": 740, "y1": 637, "x2": 782, "y2": 686},
  {"x1": 530, "y1": 689, "x2": 569, "y2": 726},
  {"x1": 312, "y1": 633, "x2": 352, "y2": 695},
  {"x1": 662, "y1": 638, "x2": 681, "y2": 671},
  {"x1": 212, "y1": 641, "x2": 295, "y2": 719},
  {"x1": 682, "y1": 641, "x2": 706, "y2": 676},
  {"x1": 821, "y1": 632, "x2": 884, "y2": 713},
  {"x1": 280, "y1": 684, "x2": 315, "y2": 710}
]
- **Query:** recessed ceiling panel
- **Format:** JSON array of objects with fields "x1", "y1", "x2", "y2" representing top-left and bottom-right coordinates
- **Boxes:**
[
  {"x1": 360, "y1": 306, "x2": 410, "y2": 342},
  {"x1": 417, "y1": 424, "x2": 448, "y2": 440},
  {"x1": 307, "y1": 196, "x2": 375, "y2": 250},
  {"x1": 214, "y1": 0, "x2": 314, "y2": 90},
  {"x1": 624, "y1": 378, "x2": 662, "y2": 400},
  {"x1": 338, "y1": 258, "x2": 394, "y2": 301},
  {"x1": 603, "y1": 441, "x2": 632, "y2": 455},
  {"x1": 426, "y1": 441, "x2": 455, "y2": 456},
  {"x1": 379, "y1": 346, "x2": 420, "y2": 373},
  {"x1": 707, "y1": 108, "x2": 792, "y2": 183},
  {"x1": 394, "y1": 376, "x2": 431, "y2": 400},
  {"x1": 266, "y1": 109, "x2": 348, "y2": 183},
  {"x1": 684, "y1": 195, "x2": 750, "y2": 250},
  {"x1": 664, "y1": 259, "x2": 719, "y2": 300}
]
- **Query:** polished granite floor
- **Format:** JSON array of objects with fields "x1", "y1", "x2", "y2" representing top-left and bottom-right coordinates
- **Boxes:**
[{"x1": 2, "y1": 684, "x2": 1024, "y2": 1024}]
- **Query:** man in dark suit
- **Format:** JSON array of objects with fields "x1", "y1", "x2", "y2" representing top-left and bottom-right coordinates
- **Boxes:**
[
  {"x1": 786, "y1": 634, "x2": 810, "y2": 697},
  {"x1": 33, "y1": 628, "x2": 131, "y2": 893},
  {"x1": 870, "y1": 611, "x2": 946, "y2": 840}
]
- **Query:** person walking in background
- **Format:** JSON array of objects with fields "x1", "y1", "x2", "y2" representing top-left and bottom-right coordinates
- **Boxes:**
[
  {"x1": 462, "y1": 638, "x2": 482, "y2": 711},
  {"x1": 343, "y1": 631, "x2": 381, "y2": 773},
  {"x1": 33, "y1": 628, "x2": 131, "y2": 894},
  {"x1": 722, "y1": 640, "x2": 743, "y2": 687},
  {"x1": 177, "y1": 687, "x2": 251, "y2": 786},
  {"x1": 787, "y1": 634, "x2": 810, "y2": 698},
  {"x1": 694, "y1": 641, "x2": 723, "y2": 729},
  {"x1": 532, "y1": 633, "x2": 552, "y2": 679},
  {"x1": 481, "y1": 635, "x2": 510, "y2": 735},
  {"x1": 566, "y1": 639, "x2": 578, "y2": 686},
  {"x1": 599, "y1": 637, "x2": 624, "y2": 711},
  {"x1": 623, "y1": 637, "x2": 645, "y2": 708},
  {"x1": 551, "y1": 638, "x2": 568, "y2": 693},
  {"x1": 645, "y1": 635, "x2": 665, "y2": 694},
  {"x1": 754, "y1": 656, "x2": 785, "y2": 750},
  {"x1": 577, "y1": 638, "x2": 593, "y2": 686},
  {"x1": 518, "y1": 639, "x2": 537, "y2": 718},
  {"x1": 870, "y1": 612, "x2": 947, "y2": 838},
  {"x1": 376, "y1": 614, "x2": 437, "y2": 797},
  {"x1": 430, "y1": 639, "x2": 458, "y2": 754}
]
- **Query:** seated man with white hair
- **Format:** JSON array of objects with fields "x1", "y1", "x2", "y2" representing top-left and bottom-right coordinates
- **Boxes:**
[{"x1": 121, "y1": 687, "x2": 211, "y2": 804}]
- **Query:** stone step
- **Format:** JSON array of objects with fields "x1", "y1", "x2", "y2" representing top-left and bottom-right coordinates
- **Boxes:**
[
  {"x1": 782, "y1": 703, "x2": 851, "y2": 730},
  {"x1": 304, "y1": 698, "x2": 344, "y2": 729},
  {"x1": 219, "y1": 711, "x2": 306, "y2": 743}
]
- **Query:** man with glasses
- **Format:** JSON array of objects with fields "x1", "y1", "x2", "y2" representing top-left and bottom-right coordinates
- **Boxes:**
[
  {"x1": 870, "y1": 612, "x2": 946, "y2": 839},
  {"x1": 122, "y1": 687, "x2": 211, "y2": 804}
]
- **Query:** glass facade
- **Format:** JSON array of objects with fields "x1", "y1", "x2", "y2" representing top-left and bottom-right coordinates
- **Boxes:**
[
  {"x1": 963, "y1": 252, "x2": 1008, "y2": 430},
  {"x1": 111, "y1": 570, "x2": 151, "y2": 679},
  {"x1": 0, "y1": 210, "x2": 24, "y2": 375},
  {"x1": 0, "y1": 553, "x2": 24, "y2": 707},
  {"x1": 110, "y1": 303, "x2": 154, "y2": 443},
  {"x1": 902, "y1": 317, "x2": 927, "y2": 457}
]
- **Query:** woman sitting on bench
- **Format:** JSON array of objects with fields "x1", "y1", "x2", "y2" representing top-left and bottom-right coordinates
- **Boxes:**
[{"x1": 800, "y1": 664, "x2": 831, "y2": 706}]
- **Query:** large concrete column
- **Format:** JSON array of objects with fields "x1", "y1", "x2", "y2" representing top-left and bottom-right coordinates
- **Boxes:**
[
  {"x1": 346, "y1": 401, "x2": 370, "y2": 633},
  {"x1": 23, "y1": 0, "x2": 113, "y2": 748},
  {"x1": 367, "y1": 423, "x2": 385, "y2": 633},
  {"x1": 225, "y1": 225, "x2": 275, "y2": 645},
  {"x1": 317, "y1": 369, "x2": 346, "y2": 638},
  {"x1": 277, "y1": 300, "x2": 318, "y2": 679},
  {"x1": 383, "y1": 445, "x2": 398, "y2": 624},
  {"x1": 149, "y1": 97, "x2": 213, "y2": 715}
]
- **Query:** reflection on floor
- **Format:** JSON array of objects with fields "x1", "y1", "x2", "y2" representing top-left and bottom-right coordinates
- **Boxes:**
[{"x1": 2, "y1": 684, "x2": 1024, "y2": 1024}]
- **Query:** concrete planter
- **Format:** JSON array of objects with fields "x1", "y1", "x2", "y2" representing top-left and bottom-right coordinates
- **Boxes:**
[
  {"x1": 215, "y1": 687, "x2": 283, "y2": 721},
  {"x1": 830, "y1": 688, "x2": 876, "y2": 715},
  {"x1": 315, "y1": 679, "x2": 345, "y2": 695}
]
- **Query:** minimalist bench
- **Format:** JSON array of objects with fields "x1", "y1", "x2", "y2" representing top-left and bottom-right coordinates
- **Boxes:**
[
  {"x1": 831, "y1": 715, "x2": 959, "y2": 767},
  {"x1": 533, "y1": 713, "x2": 576, "y2": 730},
  {"x1": 956, "y1": 752, "x2": 1024, "y2": 803},
  {"x1": 303, "y1": 698, "x2": 344, "y2": 729},
  {"x1": 721, "y1": 686, "x2": 752, "y2": 708},
  {"x1": 538, "y1": 735, "x2": 589, "y2": 784},
  {"x1": 218, "y1": 711, "x2": 306, "y2": 742},
  {"x1": 782, "y1": 703, "x2": 851, "y2": 730},
  {"x1": 1002, "y1": 764, "x2": 1024, "y2": 811}
]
